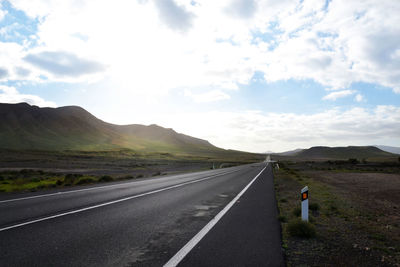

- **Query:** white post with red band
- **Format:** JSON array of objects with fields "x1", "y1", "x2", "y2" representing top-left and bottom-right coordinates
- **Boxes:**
[{"x1": 301, "y1": 186, "x2": 309, "y2": 222}]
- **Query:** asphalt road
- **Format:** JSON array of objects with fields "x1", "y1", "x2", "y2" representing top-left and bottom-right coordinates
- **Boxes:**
[{"x1": 0, "y1": 162, "x2": 282, "y2": 266}]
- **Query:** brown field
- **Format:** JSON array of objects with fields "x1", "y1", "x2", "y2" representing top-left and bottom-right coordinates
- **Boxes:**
[{"x1": 274, "y1": 160, "x2": 400, "y2": 266}]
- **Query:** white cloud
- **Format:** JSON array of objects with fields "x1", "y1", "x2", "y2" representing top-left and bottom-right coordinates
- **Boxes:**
[
  {"x1": 0, "y1": 85, "x2": 56, "y2": 107},
  {"x1": 153, "y1": 0, "x2": 194, "y2": 32},
  {"x1": 0, "y1": 67, "x2": 8, "y2": 79},
  {"x1": 149, "y1": 106, "x2": 400, "y2": 152},
  {"x1": 184, "y1": 89, "x2": 230, "y2": 103},
  {"x1": 354, "y1": 93, "x2": 364, "y2": 102},
  {"x1": 0, "y1": 2, "x2": 7, "y2": 21},
  {"x1": 2, "y1": 0, "x2": 399, "y2": 96},
  {"x1": 322, "y1": 90, "x2": 355, "y2": 101},
  {"x1": 225, "y1": 0, "x2": 257, "y2": 19},
  {"x1": 24, "y1": 50, "x2": 106, "y2": 78}
]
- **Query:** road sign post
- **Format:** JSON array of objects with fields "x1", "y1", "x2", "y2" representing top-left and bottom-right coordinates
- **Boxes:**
[{"x1": 301, "y1": 186, "x2": 309, "y2": 222}]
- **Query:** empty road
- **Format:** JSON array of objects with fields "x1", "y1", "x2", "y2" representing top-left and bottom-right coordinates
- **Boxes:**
[{"x1": 0, "y1": 163, "x2": 283, "y2": 266}]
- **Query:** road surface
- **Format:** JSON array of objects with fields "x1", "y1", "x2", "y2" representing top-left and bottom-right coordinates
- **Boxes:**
[{"x1": 0, "y1": 163, "x2": 283, "y2": 266}]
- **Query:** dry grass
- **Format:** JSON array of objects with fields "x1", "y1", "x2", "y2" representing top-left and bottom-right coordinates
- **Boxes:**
[{"x1": 274, "y1": 161, "x2": 400, "y2": 266}]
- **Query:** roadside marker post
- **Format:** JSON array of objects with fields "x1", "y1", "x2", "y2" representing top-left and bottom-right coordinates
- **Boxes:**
[{"x1": 301, "y1": 186, "x2": 309, "y2": 222}]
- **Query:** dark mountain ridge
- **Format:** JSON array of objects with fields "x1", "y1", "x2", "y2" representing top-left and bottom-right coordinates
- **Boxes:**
[
  {"x1": 293, "y1": 146, "x2": 395, "y2": 159},
  {"x1": 0, "y1": 102, "x2": 217, "y2": 152}
]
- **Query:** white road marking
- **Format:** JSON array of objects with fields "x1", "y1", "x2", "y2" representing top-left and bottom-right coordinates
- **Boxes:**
[
  {"x1": 0, "y1": 169, "x2": 242, "y2": 232},
  {"x1": 163, "y1": 164, "x2": 267, "y2": 267},
  {"x1": 0, "y1": 169, "x2": 236, "y2": 204}
]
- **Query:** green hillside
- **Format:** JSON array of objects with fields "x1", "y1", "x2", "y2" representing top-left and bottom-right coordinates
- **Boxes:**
[{"x1": 0, "y1": 103, "x2": 222, "y2": 154}]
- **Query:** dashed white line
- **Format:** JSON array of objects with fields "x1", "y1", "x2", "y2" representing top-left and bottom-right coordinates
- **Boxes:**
[
  {"x1": 0, "y1": 169, "x2": 235, "y2": 204},
  {"x1": 0, "y1": 169, "x2": 241, "y2": 232}
]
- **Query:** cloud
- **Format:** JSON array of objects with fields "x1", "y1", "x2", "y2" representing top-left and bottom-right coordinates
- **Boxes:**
[
  {"x1": 184, "y1": 89, "x2": 230, "y2": 103},
  {"x1": 354, "y1": 93, "x2": 364, "y2": 102},
  {"x1": 0, "y1": 2, "x2": 7, "y2": 21},
  {"x1": 24, "y1": 51, "x2": 106, "y2": 78},
  {"x1": 14, "y1": 66, "x2": 31, "y2": 77},
  {"x1": 3, "y1": 0, "x2": 400, "y2": 97},
  {"x1": 153, "y1": 0, "x2": 194, "y2": 32},
  {"x1": 0, "y1": 85, "x2": 56, "y2": 107},
  {"x1": 225, "y1": 0, "x2": 257, "y2": 19},
  {"x1": 0, "y1": 67, "x2": 9, "y2": 79},
  {"x1": 152, "y1": 106, "x2": 400, "y2": 152},
  {"x1": 322, "y1": 90, "x2": 355, "y2": 101}
]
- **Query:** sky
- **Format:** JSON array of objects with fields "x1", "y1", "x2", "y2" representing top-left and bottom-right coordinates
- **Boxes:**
[{"x1": 0, "y1": 0, "x2": 399, "y2": 153}]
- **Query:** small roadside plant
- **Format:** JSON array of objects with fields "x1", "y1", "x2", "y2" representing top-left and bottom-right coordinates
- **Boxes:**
[
  {"x1": 76, "y1": 177, "x2": 96, "y2": 185},
  {"x1": 292, "y1": 207, "x2": 301, "y2": 217},
  {"x1": 99, "y1": 175, "x2": 113, "y2": 182},
  {"x1": 278, "y1": 215, "x2": 288, "y2": 223},
  {"x1": 309, "y1": 203, "x2": 320, "y2": 211},
  {"x1": 287, "y1": 220, "x2": 316, "y2": 238}
]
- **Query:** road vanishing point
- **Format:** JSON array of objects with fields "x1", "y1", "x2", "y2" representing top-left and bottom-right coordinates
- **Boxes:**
[{"x1": 0, "y1": 163, "x2": 283, "y2": 266}]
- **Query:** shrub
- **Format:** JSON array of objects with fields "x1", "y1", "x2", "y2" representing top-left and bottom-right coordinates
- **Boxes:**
[
  {"x1": 65, "y1": 173, "x2": 83, "y2": 183},
  {"x1": 65, "y1": 173, "x2": 83, "y2": 179},
  {"x1": 76, "y1": 177, "x2": 96, "y2": 185},
  {"x1": 152, "y1": 171, "x2": 161, "y2": 176},
  {"x1": 278, "y1": 215, "x2": 288, "y2": 223},
  {"x1": 56, "y1": 179, "x2": 63, "y2": 186},
  {"x1": 280, "y1": 198, "x2": 288, "y2": 203},
  {"x1": 136, "y1": 174, "x2": 144, "y2": 178},
  {"x1": 287, "y1": 220, "x2": 316, "y2": 238},
  {"x1": 20, "y1": 169, "x2": 34, "y2": 175},
  {"x1": 309, "y1": 203, "x2": 320, "y2": 211},
  {"x1": 99, "y1": 175, "x2": 113, "y2": 182},
  {"x1": 292, "y1": 207, "x2": 301, "y2": 217},
  {"x1": 30, "y1": 178, "x2": 40, "y2": 183},
  {"x1": 348, "y1": 158, "x2": 359, "y2": 164},
  {"x1": 329, "y1": 204, "x2": 338, "y2": 212},
  {"x1": 0, "y1": 175, "x2": 4, "y2": 181}
]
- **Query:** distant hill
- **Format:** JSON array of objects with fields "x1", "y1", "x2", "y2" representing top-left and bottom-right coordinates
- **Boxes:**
[
  {"x1": 374, "y1": 145, "x2": 400, "y2": 155},
  {"x1": 294, "y1": 146, "x2": 395, "y2": 159},
  {"x1": 0, "y1": 102, "x2": 220, "y2": 153},
  {"x1": 274, "y1": 148, "x2": 304, "y2": 156}
]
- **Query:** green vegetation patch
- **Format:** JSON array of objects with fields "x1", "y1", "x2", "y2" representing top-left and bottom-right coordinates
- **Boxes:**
[
  {"x1": 287, "y1": 220, "x2": 316, "y2": 238},
  {"x1": 0, "y1": 169, "x2": 120, "y2": 193}
]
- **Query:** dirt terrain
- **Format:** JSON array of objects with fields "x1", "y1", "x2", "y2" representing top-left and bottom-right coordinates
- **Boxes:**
[
  {"x1": 307, "y1": 171, "x2": 400, "y2": 209},
  {"x1": 274, "y1": 160, "x2": 400, "y2": 266}
]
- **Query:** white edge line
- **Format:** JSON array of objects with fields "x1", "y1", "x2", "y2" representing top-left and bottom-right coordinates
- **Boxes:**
[
  {"x1": 0, "y1": 169, "x2": 241, "y2": 232},
  {"x1": 163, "y1": 164, "x2": 268, "y2": 267},
  {"x1": 0, "y1": 169, "x2": 237, "y2": 204}
]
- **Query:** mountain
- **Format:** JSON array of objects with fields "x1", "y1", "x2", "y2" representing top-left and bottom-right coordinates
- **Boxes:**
[
  {"x1": 374, "y1": 145, "x2": 400, "y2": 155},
  {"x1": 294, "y1": 146, "x2": 395, "y2": 159},
  {"x1": 273, "y1": 148, "x2": 304, "y2": 156},
  {"x1": 0, "y1": 102, "x2": 219, "y2": 153}
]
